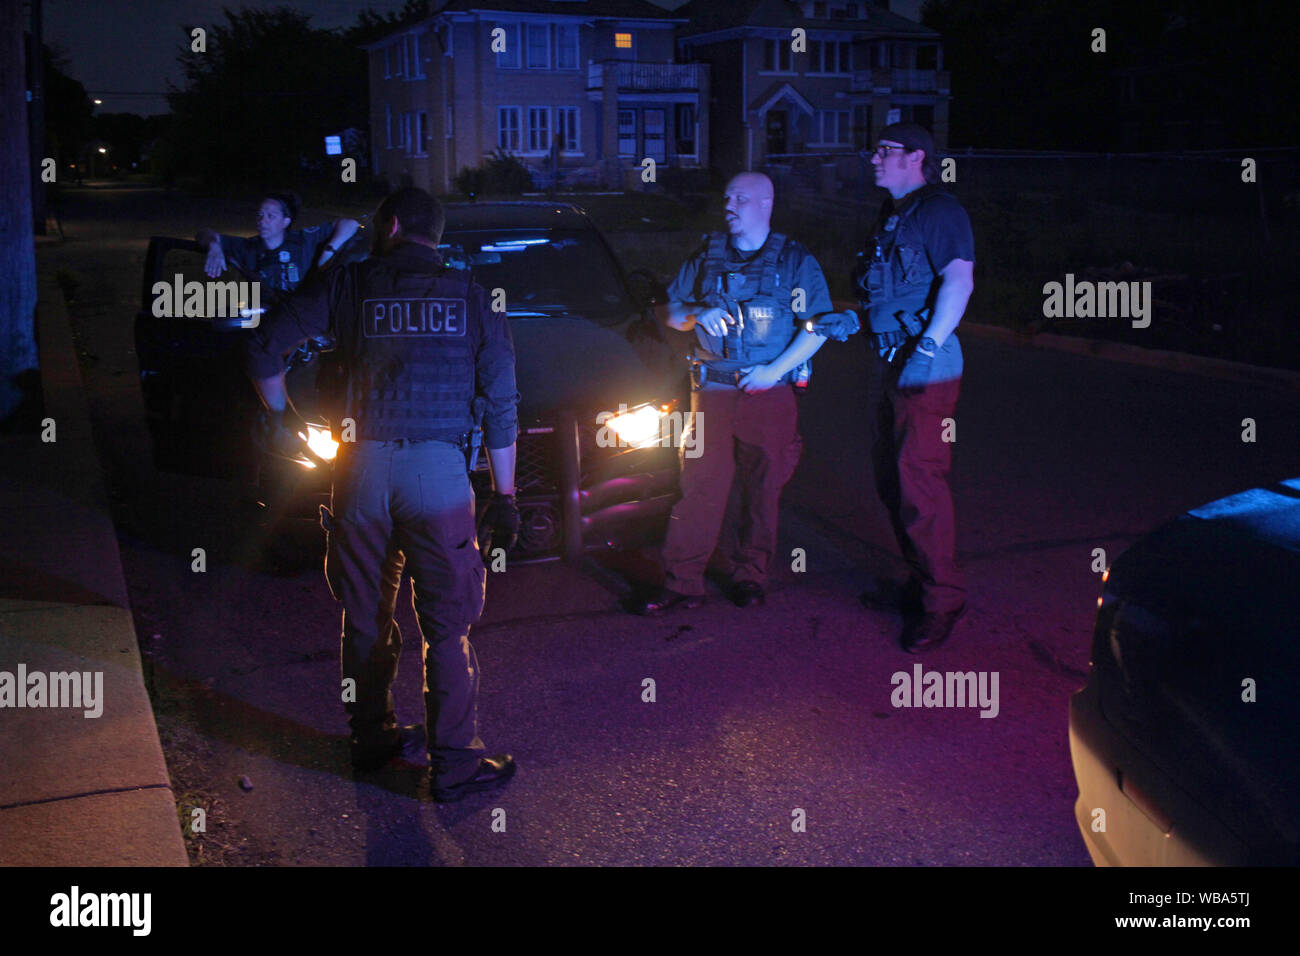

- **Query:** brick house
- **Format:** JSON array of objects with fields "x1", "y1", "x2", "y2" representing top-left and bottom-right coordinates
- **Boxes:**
[
  {"x1": 675, "y1": 0, "x2": 950, "y2": 175},
  {"x1": 363, "y1": 0, "x2": 710, "y2": 193}
]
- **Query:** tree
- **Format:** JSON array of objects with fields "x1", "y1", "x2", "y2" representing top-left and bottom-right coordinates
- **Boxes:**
[
  {"x1": 43, "y1": 44, "x2": 93, "y2": 178},
  {"x1": 1, "y1": 0, "x2": 39, "y2": 425},
  {"x1": 165, "y1": 7, "x2": 370, "y2": 189}
]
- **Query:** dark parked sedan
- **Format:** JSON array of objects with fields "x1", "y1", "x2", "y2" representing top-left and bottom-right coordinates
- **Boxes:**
[
  {"x1": 1069, "y1": 477, "x2": 1300, "y2": 865},
  {"x1": 134, "y1": 202, "x2": 687, "y2": 562}
]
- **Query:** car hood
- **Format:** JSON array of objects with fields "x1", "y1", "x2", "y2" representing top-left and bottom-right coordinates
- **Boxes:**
[{"x1": 508, "y1": 314, "x2": 674, "y2": 419}]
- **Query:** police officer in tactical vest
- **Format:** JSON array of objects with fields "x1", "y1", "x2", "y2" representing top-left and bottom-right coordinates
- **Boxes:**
[
  {"x1": 627, "y1": 172, "x2": 855, "y2": 615},
  {"x1": 198, "y1": 192, "x2": 359, "y2": 298},
  {"x1": 854, "y1": 123, "x2": 975, "y2": 653},
  {"x1": 245, "y1": 188, "x2": 522, "y2": 801}
]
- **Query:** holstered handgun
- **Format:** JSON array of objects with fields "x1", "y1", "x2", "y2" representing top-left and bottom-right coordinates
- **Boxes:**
[{"x1": 467, "y1": 395, "x2": 486, "y2": 472}]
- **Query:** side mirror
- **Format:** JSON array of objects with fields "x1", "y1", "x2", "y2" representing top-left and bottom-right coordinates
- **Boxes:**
[{"x1": 625, "y1": 268, "x2": 667, "y2": 310}]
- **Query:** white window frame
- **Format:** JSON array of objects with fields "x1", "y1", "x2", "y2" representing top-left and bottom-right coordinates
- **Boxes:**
[
  {"x1": 496, "y1": 22, "x2": 522, "y2": 69},
  {"x1": 498, "y1": 106, "x2": 522, "y2": 150},
  {"x1": 813, "y1": 109, "x2": 849, "y2": 145},
  {"x1": 556, "y1": 106, "x2": 580, "y2": 152},
  {"x1": 406, "y1": 33, "x2": 426, "y2": 80},
  {"x1": 526, "y1": 23, "x2": 551, "y2": 70},
  {"x1": 614, "y1": 31, "x2": 634, "y2": 54},
  {"x1": 555, "y1": 24, "x2": 579, "y2": 71},
  {"x1": 762, "y1": 39, "x2": 794, "y2": 74},
  {"x1": 527, "y1": 106, "x2": 551, "y2": 152},
  {"x1": 675, "y1": 103, "x2": 697, "y2": 157},
  {"x1": 410, "y1": 110, "x2": 429, "y2": 155},
  {"x1": 617, "y1": 108, "x2": 637, "y2": 157}
]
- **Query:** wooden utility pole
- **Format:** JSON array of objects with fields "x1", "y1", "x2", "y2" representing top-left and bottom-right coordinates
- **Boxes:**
[
  {"x1": 29, "y1": 0, "x2": 46, "y2": 235},
  {"x1": 1, "y1": 0, "x2": 40, "y2": 423}
]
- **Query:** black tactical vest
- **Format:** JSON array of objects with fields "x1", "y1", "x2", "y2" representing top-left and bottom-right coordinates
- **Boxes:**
[
  {"x1": 693, "y1": 232, "x2": 799, "y2": 372},
  {"x1": 858, "y1": 184, "x2": 948, "y2": 336},
  {"x1": 253, "y1": 232, "x2": 312, "y2": 296},
  {"x1": 333, "y1": 257, "x2": 479, "y2": 443}
]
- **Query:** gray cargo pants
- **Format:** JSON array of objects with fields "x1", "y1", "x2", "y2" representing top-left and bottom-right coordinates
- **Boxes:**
[{"x1": 323, "y1": 438, "x2": 487, "y2": 785}]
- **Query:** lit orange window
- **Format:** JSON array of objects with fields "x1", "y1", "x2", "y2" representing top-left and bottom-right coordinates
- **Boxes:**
[{"x1": 615, "y1": 32, "x2": 632, "y2": 49}]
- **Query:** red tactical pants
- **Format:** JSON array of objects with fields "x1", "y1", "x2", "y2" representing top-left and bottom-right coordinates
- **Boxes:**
[
  {"x1": 662, "y1": 383, "x2": 802, "y2": 595},
  {"x1": 868, "y1": 355, "x2": 966, "y2": 614}
]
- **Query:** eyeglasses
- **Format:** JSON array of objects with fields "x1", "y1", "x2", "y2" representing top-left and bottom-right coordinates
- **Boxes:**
[{"x1": 871, "y1": 144, "x2": 907, "y2": 159}]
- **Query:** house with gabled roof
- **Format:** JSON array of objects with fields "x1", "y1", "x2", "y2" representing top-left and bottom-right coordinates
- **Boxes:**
[
  {"x1": 675, "y1": 0, "x2": 949, "y2": 175},
  {"x1": 362, "y1": 0, "x2": 710, "y2": 193}
]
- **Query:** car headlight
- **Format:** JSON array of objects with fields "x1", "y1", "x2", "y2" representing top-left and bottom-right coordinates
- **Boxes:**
[
  {"x1": 605, "y1": 404, "x2": 665, "y2": 448},
  {"x1": 291, "y1": 424, "x2": 340, "y2": 468}
]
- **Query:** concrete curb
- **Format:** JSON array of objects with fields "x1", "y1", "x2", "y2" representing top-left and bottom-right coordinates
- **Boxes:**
[
  {"x1": 0, "y1": 277, "x2": 188, "y2": 866},
  {"x1": 958, "y1": 323, "x2": 1300, "y2": 391},
  {"x1": 827, "y1": 299, "x2": 1300, "y2": 390}
]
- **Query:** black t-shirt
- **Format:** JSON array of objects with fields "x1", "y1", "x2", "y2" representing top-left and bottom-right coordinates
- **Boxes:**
[{"x1": 880, "y1": 187, "x2": 975, "y2": 275}]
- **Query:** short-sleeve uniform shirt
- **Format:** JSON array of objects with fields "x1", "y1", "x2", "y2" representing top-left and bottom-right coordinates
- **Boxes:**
[
  {"x1": 667, "y1": 232, "x2": 835, "y2": 363},
  {"x1": 219, "y1": 222, "x2": 335, "y2": 296}
]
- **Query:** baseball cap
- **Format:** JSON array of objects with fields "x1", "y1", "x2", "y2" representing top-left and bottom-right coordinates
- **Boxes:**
[{"x1": 877, "y1": 122, "x2": 940, "y2": 182}]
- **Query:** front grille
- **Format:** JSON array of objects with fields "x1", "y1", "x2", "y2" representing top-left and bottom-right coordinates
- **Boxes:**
[{"x1": 516, "y1": 431, "x2": 559, "y2": 496}]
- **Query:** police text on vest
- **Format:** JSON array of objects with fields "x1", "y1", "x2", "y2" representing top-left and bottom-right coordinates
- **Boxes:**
[{"x1": 363, "y1": 298, "x2": 466, "y2": 337}]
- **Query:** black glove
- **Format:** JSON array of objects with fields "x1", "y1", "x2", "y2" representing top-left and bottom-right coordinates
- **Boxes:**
[
  {"x1": 805, "y1": 309, "x2": 860, "y2": 342},
  {"x1": 894, "y1": 343, "x2": 933, "y2": 393},
  {"x1": 478, "y1": 492, "x2": 520, "y2": 557},
  {"x1": 257, "y1": 406, "x2": 310, "y2": 460}
]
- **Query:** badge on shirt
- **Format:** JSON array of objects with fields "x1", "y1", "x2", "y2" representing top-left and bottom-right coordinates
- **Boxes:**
[
  {"x1": 884, "y1": 215, "x2": 899, "y2": 232},
  {"x1": 278, "y1": 250, "x2": 291, "y2": 262}
]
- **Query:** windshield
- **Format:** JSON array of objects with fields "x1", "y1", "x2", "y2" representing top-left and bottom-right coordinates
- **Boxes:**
[{"x1": 439, "y1": 228, "x2": 634, "y2": 325}]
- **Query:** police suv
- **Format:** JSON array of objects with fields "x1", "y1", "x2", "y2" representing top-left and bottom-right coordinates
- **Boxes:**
[{"x1": 134, "y1": 202, "x2": 686, "y2": 563}]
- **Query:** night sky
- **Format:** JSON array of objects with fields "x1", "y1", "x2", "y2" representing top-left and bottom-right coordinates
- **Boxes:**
[{"x1": 42, "y1": 0, "x2": 424, "y2": 115}]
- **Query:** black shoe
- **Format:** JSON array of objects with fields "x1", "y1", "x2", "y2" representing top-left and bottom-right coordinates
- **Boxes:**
[
  {"x1": 901, "y1": 604, "x2": 967, "y2": 654},
  {"x1": 858, "y1": 578, "x2": 922, "y2": 612},
  {"x1": 624, "y1": 587, "x2": 704, "y2": 616},
  {"x1": 432, "y1": 754, "x2": 517, "y2": 803},
  {"x1": 351, "y1": 724, "x2": 427, "y2": 773},
  {"x1": 730, "y1": 580, "x2": 765, "y2": 608}
]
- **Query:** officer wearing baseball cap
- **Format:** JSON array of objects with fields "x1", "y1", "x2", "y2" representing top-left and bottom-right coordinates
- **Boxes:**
[
  {"x1": 245, "y1": 187, "x2": 521, "y2": 801},
  {"x1": 855, "y1": 122, "x2": 975, "y2": 652}
]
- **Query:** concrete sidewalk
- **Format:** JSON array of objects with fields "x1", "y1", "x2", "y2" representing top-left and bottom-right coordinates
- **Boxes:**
[{"x1": 0, "y1": 277, "x2": 187, "y2": 866}]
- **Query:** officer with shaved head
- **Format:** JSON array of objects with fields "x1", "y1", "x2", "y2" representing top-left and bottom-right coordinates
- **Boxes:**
[{"x1": 627, "y1": 172, "x2": 856, "y2": 614}]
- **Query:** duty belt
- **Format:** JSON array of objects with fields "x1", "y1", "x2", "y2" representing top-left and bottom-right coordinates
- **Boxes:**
[
  {"x1": 699, "y1": 366, "x2": 744, "y2": 387},
  {"x1": 871, "y1": 330, "x2": 912, "y2": 349},
  {"x1": 351, "y1": 431, "x2": 473, "y2": 450}
]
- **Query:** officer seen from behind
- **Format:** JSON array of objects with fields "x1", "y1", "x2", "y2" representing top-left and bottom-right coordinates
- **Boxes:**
[{"x1": 245, "y1": 187, "x2": 522, "y2": 801}]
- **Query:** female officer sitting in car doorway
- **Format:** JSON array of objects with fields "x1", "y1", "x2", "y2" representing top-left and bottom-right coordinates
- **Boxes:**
[{"x1": 196, "y1": 192, "x2": 359, "y2": 298}]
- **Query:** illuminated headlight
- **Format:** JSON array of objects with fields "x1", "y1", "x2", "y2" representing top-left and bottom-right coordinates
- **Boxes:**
[
  {"x1": 292, "y1": 424, "x2": 339, "y2": 468},
  {"x1": 605, "y1": 405, "x2": 666, "y2": 448}
]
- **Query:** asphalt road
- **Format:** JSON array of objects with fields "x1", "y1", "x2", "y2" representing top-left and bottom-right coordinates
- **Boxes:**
[{"x1": 36, "y1": 184, "x2": 1300, "y2": 865}]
